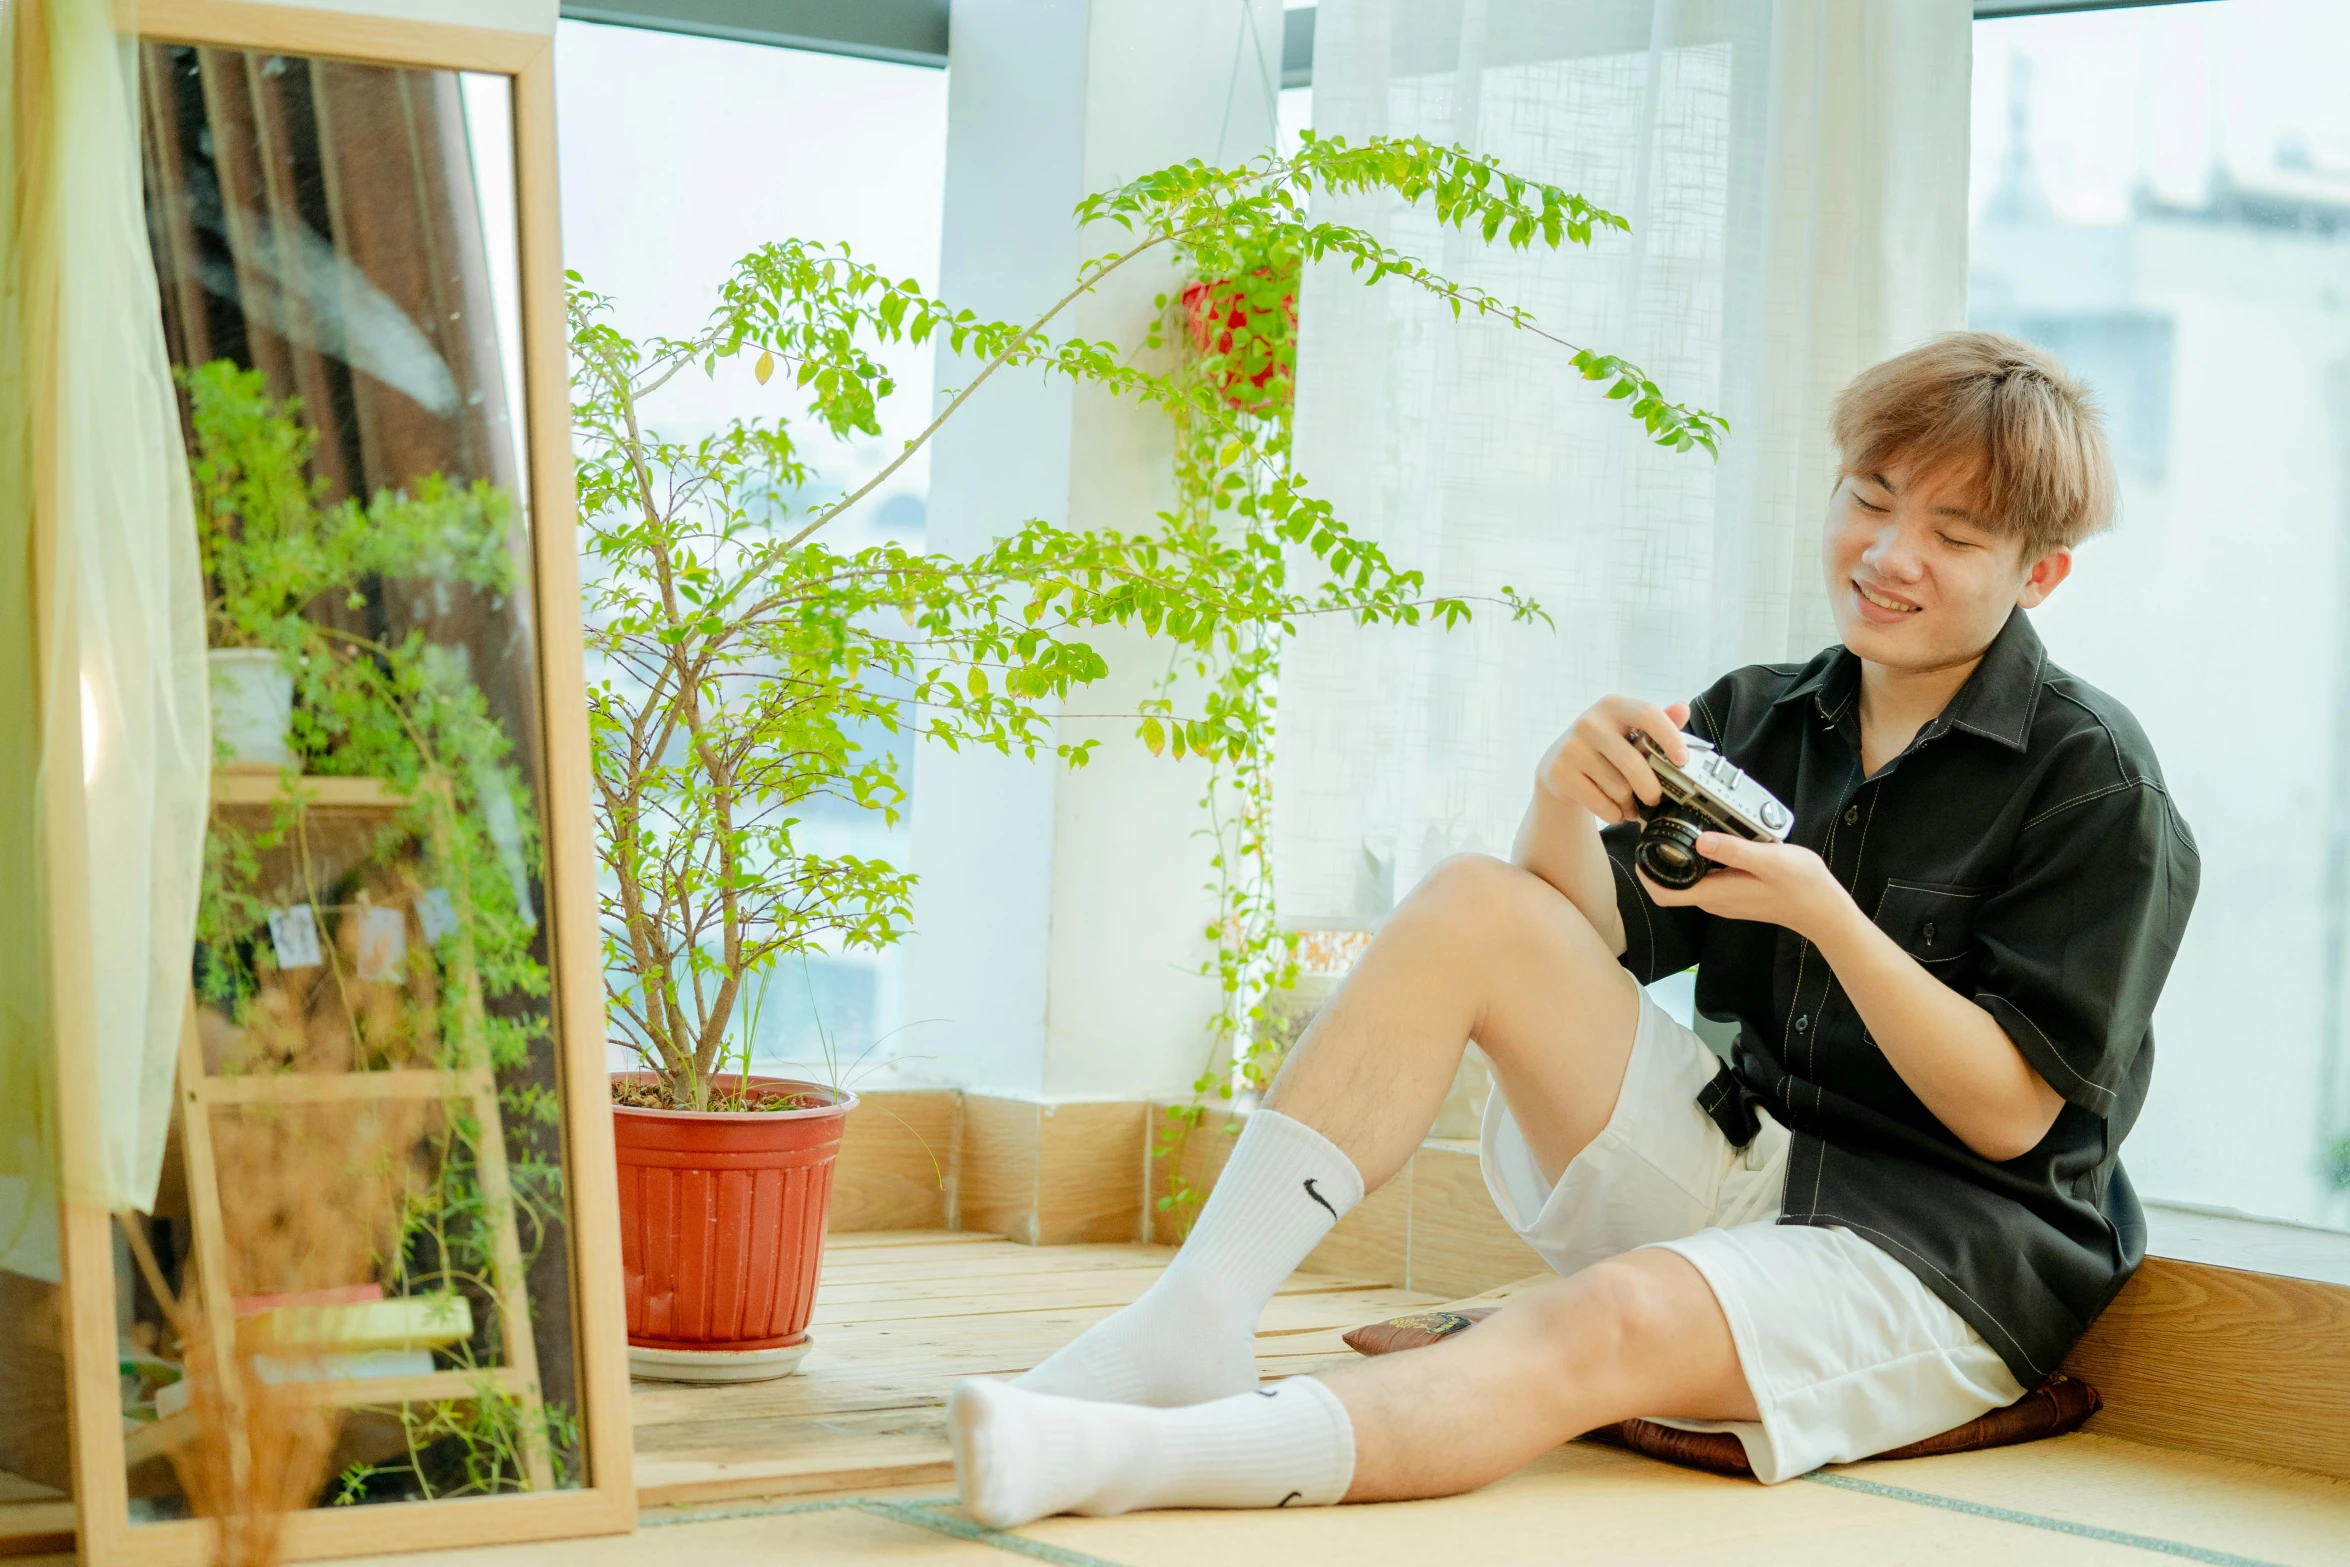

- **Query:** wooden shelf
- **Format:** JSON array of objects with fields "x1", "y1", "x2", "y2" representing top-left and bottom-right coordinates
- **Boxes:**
[
  {"x1": 122, "y1": 1367, "x2": 535, "y2": 1468},
  {"x1": 165, "y1": 794, "x2": 557, "y2": 1493},
  {"x1": 0, "y1": 1499, "x2": 73, "y2": 1556},
  {"x1": 209, "y1": 772, "x2": 409, "y2": 811},
  {"x1": 191, "y1": 1067, "x2": 493, "y2": 1106}
]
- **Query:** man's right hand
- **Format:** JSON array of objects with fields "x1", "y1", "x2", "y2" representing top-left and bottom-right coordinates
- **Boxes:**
[{"x1": 1536, "y1": 696, "x2": 1693, "y2": 825}]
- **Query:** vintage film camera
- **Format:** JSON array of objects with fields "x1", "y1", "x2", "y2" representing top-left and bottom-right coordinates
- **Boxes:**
[{"x1": 1626, "y1": 730, "x2": 1794, "y2": 889}]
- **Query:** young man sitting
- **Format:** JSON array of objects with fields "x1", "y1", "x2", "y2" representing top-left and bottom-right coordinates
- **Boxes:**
[{"x1": 946, "y1": 332, "x2": 2201, "y2": 1527}]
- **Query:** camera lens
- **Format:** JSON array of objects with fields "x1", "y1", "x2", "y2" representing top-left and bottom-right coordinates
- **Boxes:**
[{"x1": 1636, "y1": 809, "x2": 1709, "y2": 890}]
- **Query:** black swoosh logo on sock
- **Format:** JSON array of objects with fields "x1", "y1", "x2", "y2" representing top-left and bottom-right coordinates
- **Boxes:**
[
  {"x1": 1256, "y1": 1388, "x2": 1278, "y2": 1397},
  {"x1": 1278, "y1": 1491, "x2": 1302, "y2": 1507},
  {"x1": 1303, "y1": 1178, "x2": 1337, "y2": 1220}
]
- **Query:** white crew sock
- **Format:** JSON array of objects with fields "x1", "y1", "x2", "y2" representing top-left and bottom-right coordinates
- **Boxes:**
[
  {"x1": 1013, "y1": 1107, "x2": 1364, "y2": 1406},
  {"x1": 949, "y1": 1375, "x2": 1357, "y2": 1529}
]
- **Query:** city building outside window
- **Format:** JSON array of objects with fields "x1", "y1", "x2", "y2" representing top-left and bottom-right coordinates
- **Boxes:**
[{"x1": 1971, "y1": 0, "x2": 2350, "y2": 1231}]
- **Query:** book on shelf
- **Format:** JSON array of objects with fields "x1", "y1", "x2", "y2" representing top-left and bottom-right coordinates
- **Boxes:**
[
  {"x1": 153, "y1": 1347, "x2": 438, "y2": 1419},
  {"x1": 236, "y1": 1293, "x2": 473, "y2": 1355}
]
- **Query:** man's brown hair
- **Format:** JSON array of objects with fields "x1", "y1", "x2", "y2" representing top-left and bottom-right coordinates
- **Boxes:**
[{"x1": 1830, "y1": 331, "x2": 2115, "y2": 560}]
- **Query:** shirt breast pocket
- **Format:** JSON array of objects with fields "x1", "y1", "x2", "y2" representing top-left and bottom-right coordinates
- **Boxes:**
[{"x1": 1873, "y1": 881, "x2": 1983, "y2": 972}]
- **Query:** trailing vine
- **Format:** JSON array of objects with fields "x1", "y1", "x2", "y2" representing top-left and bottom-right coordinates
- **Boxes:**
[
  {"x1": 1143, "y1": 235, "x2": 1308, "y2": 1233},
  {"x1": 1135, "y1": 137, "x2": 1726, "y2": 1235}
]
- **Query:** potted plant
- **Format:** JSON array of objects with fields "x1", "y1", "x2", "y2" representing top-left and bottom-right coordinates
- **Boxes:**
[{"x1": 573, "y1": 133, "x2": 1723, "y2": 1379}]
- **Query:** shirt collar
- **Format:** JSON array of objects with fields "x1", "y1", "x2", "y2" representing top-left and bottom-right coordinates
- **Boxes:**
[
  {"x1": 1771, "y1": 646, "x2": 1861, "y2": 724},
  {"x1": 1772, "y1": 608, "x2": 2046, "y2": 753}
]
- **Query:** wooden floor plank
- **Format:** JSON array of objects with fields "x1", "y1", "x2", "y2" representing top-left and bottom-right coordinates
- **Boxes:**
[
  {"x1": 815, "y1": 1235, "x2": 1071, "y2": 1265},
  {"x1": 821, "y1": 1229, "x2": 994, "y2": 1249},
  {"x1": 814, "y1": 1244, "x2": 1176, "y2": 1283},
  {"x1": 795, "y1": 1287, "x2": 1424, "y2": 1350},
  {"x1": 808, "y1": 1273, "x2": 1398, "y2": 1325},
  {"x1": 815, "y1": 1263, "x2": 1171, "y2": 1304},
  {"x1": 635, "y1": 1407, "x2": 957, "y2": 1507}
]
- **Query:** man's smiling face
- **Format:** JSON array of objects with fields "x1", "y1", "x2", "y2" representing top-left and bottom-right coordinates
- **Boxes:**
[{"x1": 1823, "y1": 459, "x2": 2072, "y2": 675}]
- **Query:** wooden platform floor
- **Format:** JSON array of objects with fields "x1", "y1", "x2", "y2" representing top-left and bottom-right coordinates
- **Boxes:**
[{"x1": 629, "y1": 1228, "x2": 1433, "y2": 1508}]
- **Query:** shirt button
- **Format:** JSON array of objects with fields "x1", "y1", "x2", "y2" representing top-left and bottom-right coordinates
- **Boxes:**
[
  {"x1": 1923, "y1": 920, "x2": 1937, "y2": 945},
  {"x1": 1844, "y1": 805, "x2": 1860, "y2": 826},
  {"x1": 1795, "y1": 1014, "x2": 1810, "y2": 1033}
]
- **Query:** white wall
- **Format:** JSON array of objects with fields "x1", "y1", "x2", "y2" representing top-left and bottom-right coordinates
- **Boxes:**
[{"x1": 900, "y1": 0, "x2": 1284, "y2": 1101}]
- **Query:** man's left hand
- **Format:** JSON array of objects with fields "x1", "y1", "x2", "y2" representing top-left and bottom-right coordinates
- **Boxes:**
[{"x1": 1638, "y1": 832, "x2": 1855, "y2": 944}]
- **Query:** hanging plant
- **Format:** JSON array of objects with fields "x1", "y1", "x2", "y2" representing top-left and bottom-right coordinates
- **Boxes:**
[
  {"x1": 1144, "y1": 224, "x2": 1305, "y2": 1233},
  {"x1": 1176, "y1": 235, "x2": 1299, "y2": 415}
]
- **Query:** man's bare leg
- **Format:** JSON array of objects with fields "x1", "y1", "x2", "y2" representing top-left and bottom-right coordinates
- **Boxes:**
[
  {"x1": 956, "y1": 855, "x2": 1760, "y2": 1524},
  {"x1": 951, "y1": 1247, "x2": 1755, "y2": 1525},
  {"x1": 1277, "y1": 856, "x2": 1757, "y2": 1497},
  {"x1": 1267, "y1": 851, "x2": 1643, "y2": 1190},
  {"x1": 1329, "y1": 1248, "x2": 1756, "y2": 1500},
  {"x1": 1011, "y1": 854, "x2": 1670, "y2": 1403}
]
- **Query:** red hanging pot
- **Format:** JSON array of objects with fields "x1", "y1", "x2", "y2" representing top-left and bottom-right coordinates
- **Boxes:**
[
  {"x1": 1180, "y1": 273, "x2": 1297, "y2": 412},
  {"x1": 610, "y1": 1073, "x2": 856, "y2": 1354}
]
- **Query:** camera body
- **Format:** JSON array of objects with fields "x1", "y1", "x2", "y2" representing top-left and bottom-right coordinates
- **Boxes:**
[{"x1": 1627, "y1": 730, "x2": 1794, "y2": 889}]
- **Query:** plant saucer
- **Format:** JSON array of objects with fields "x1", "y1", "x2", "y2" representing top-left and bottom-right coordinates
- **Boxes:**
[{"x1": 627, "y1": 1337, "x2": 812, "y2": 1384}]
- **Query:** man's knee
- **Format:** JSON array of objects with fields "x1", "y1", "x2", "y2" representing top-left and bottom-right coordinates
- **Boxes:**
[
  {"x1": 1517, "y1": 1256, "x2": 1686, "y2": 1376},
  {"x1": 1412, "y1": 851, "x2": 1521, "y2": 907},
  {"x1": 1409, "y1": 853, "x2": 1578, "y2": 932},
  {"x1": 1405, "y1": 852, "x2": 1607, "y2": 969}
]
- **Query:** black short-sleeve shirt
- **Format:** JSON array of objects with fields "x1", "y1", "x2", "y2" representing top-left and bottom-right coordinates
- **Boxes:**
[{"x1": 1602, "y1": 609, "x2": 2200, "y2": 1384}]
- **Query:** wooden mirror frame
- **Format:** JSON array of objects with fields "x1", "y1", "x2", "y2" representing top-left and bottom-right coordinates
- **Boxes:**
[{"x1": 34, "y1": 2, "x2": 634, "y2": 1560}]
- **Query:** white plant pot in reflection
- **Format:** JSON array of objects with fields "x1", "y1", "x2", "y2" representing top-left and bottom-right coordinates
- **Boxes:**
[{"x1": 207, "y1": 647, "x2": 295, "y2": 768}]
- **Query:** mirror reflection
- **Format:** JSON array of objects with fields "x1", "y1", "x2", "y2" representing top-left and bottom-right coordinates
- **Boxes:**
[{"x1": 100, "y1": 44, "x2": 581, "y2": 1516}]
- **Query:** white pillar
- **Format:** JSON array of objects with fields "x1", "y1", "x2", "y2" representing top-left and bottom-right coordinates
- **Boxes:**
[{"x1": 897, "y1": 0, "x2": 1284, "y2": 1102}]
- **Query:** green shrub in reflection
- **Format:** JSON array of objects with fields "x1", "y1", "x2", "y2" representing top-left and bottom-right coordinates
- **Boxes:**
[
  {"x1": 575, "y1": 135, "x2": 1723, "y2": 1115},
  {"x1": 183, "y1": 360, "x2": 574, "y2": 1502}
]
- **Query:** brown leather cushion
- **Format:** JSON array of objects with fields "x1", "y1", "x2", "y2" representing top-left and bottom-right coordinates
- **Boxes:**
[{"x1": 1342, "y1": 1305, "x2": 2100, "y2": 1478}]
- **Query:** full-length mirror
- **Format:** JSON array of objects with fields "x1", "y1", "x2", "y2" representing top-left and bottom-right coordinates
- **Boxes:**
[{"x1": 100, "y1": 41, "x2": 581, "y2": 1519}]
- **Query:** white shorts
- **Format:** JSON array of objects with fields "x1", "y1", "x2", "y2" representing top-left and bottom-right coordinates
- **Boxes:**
[{"x1": 1480, "y1": 976, "x2": 2026, "y2": 1483}]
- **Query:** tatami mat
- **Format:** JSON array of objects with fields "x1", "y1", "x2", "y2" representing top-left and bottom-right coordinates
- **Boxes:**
[{"x1": 327, "y1": 1430, "x2": 2350, "y2": 1567}]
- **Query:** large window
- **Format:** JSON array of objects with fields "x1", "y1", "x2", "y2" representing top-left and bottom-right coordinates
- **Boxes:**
[
  {"x1": 555, "y1": 22, "x2": 947, "y2": 1075},
  {"x1": 1971, "y1": 0, "x2": 2350, "y2": 1230}
]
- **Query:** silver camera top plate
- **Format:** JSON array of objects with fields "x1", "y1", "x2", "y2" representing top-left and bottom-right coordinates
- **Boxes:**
[{"x1": 1627, "y1": 730, "x2": 1794, "y2": 845}]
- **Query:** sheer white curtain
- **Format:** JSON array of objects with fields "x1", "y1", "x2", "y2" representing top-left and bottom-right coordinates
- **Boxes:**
[
  {"x1": 1274, "y1": 0, "x2": 1972, "y2": 928},
  {"x1": 0, "y1": 0, "x2": 210, "y2": 1278}
]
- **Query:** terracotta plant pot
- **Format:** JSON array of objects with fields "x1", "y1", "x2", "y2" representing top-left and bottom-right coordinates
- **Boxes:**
[{"x1": 609, "y1": 1073, "x2": 857, "y2": 1356}]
